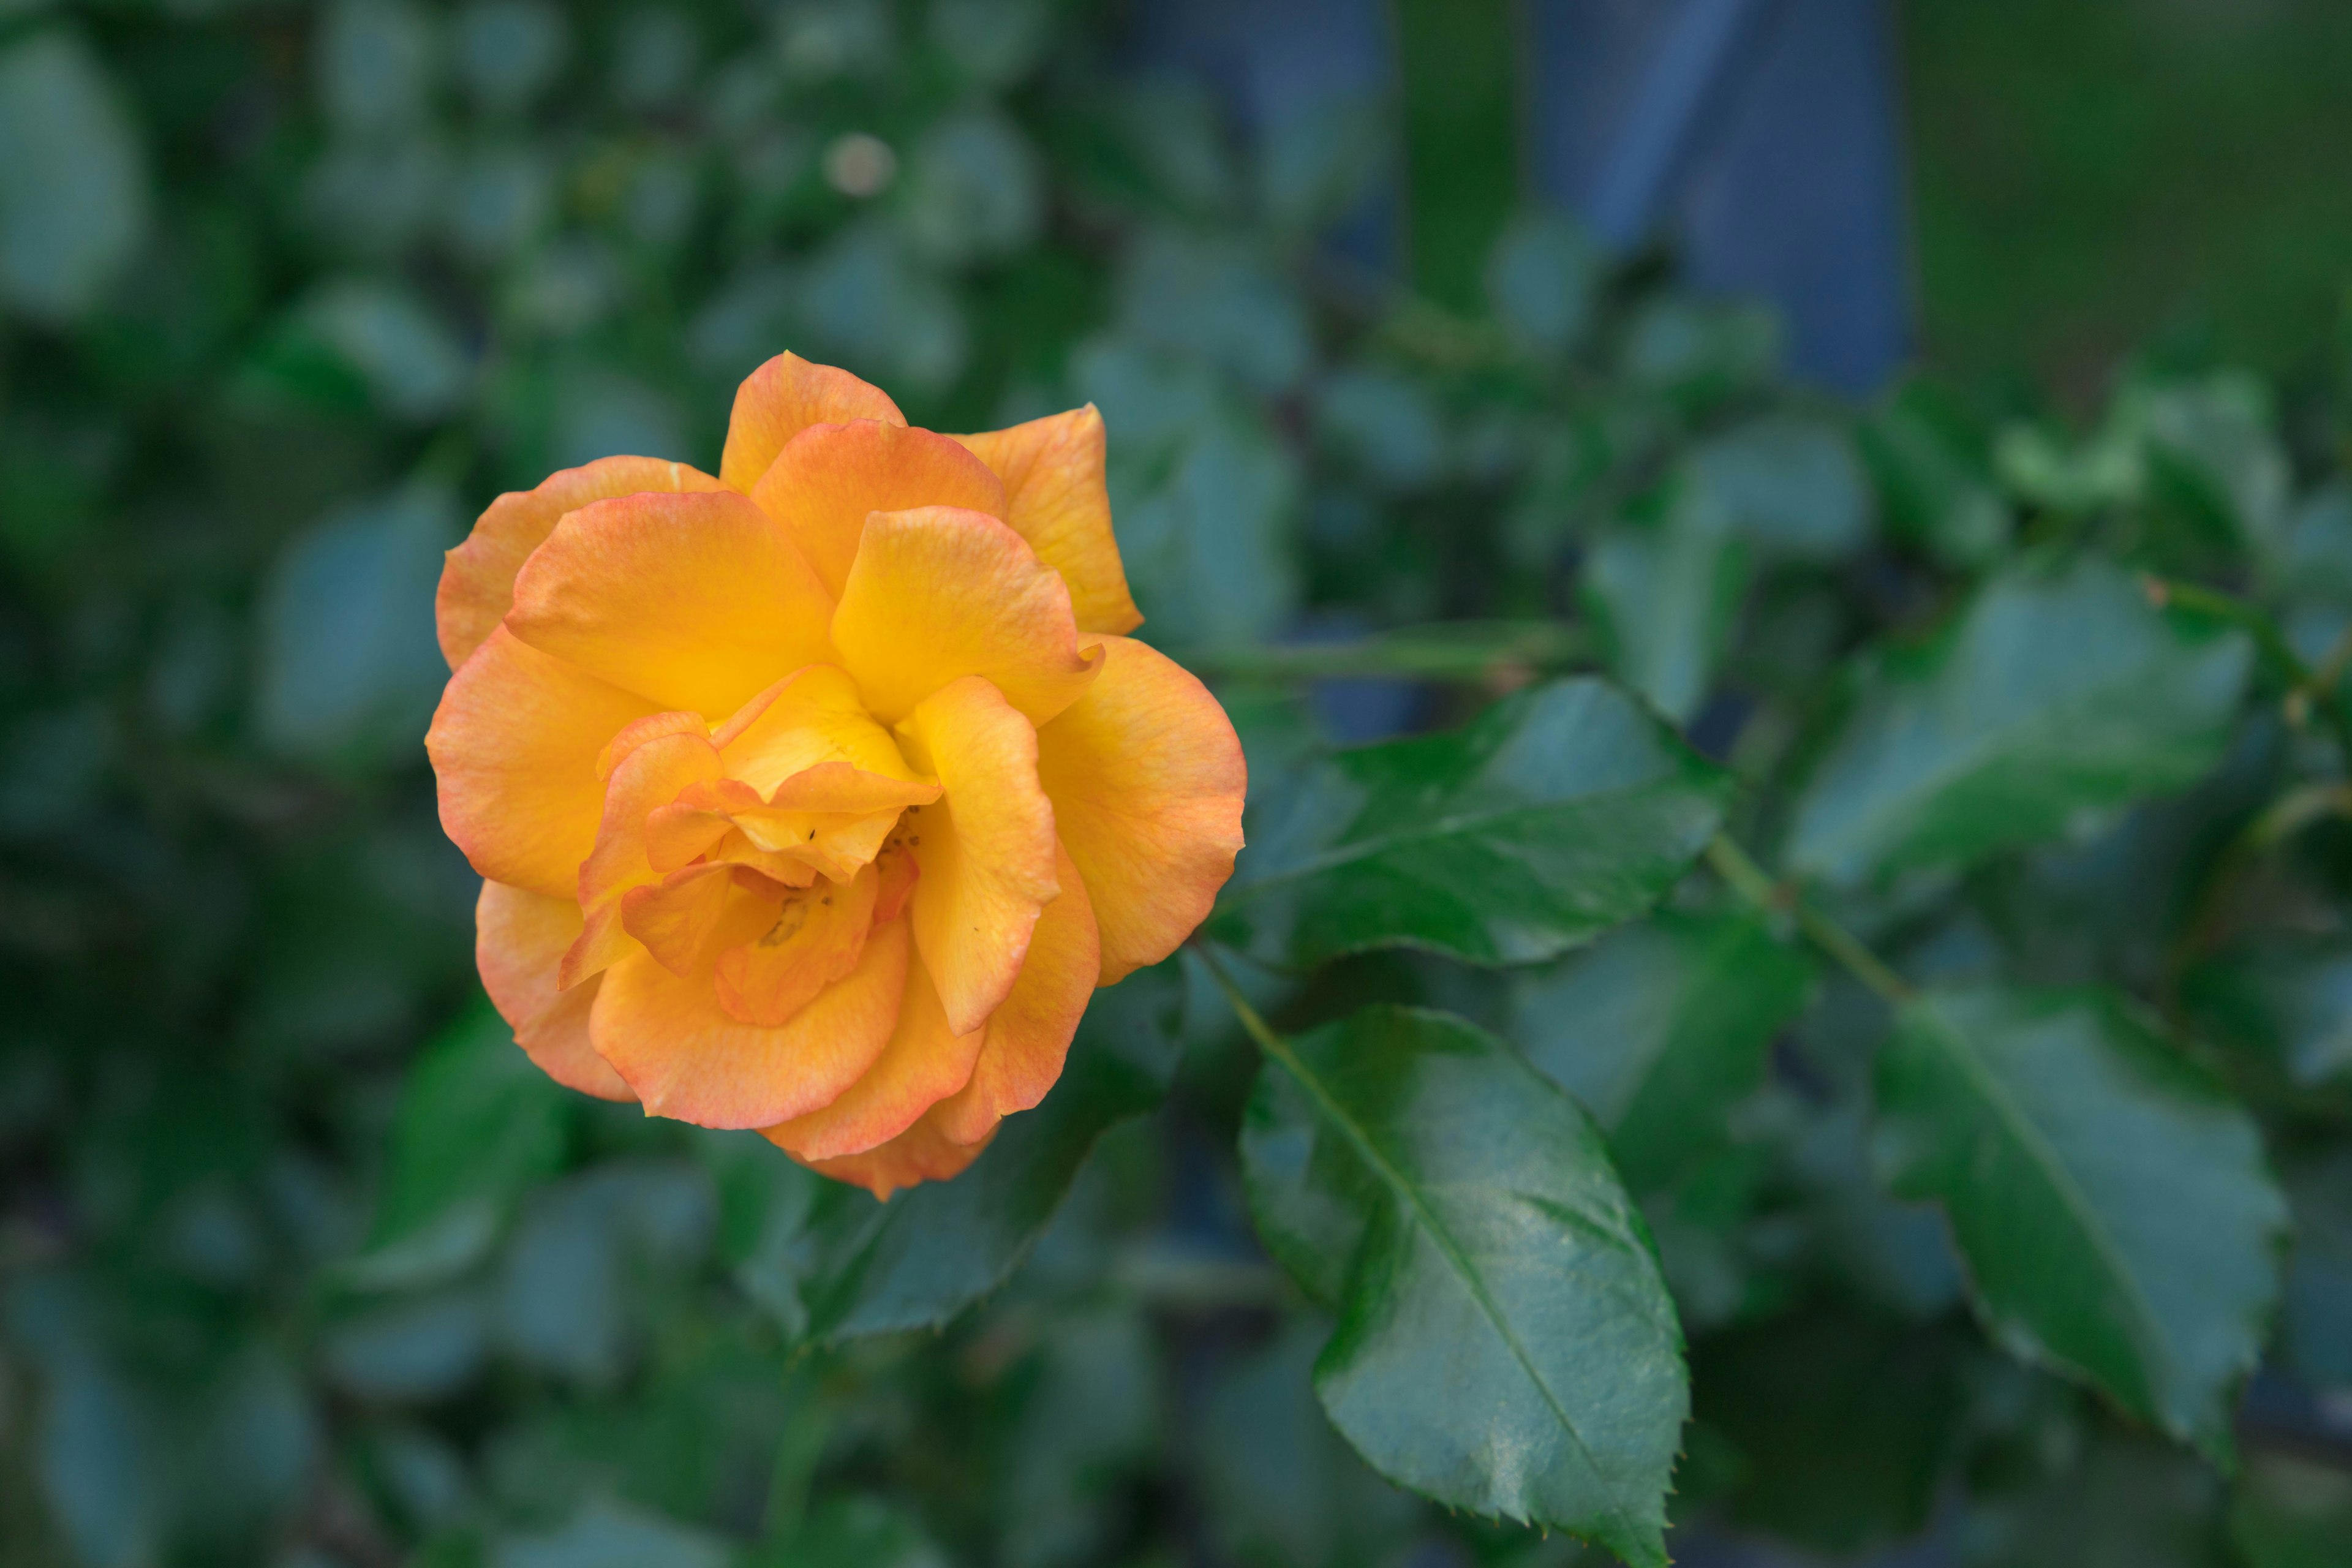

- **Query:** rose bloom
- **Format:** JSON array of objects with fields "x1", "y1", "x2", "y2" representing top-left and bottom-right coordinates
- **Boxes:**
[{"x1": 426, "y1": 354, "x2": 1245, "y2": 1196}]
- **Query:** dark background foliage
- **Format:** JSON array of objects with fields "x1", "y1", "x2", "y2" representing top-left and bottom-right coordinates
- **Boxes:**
[{"x1": 2, "y1": 2, "x2": 2351, "y2": 1566}]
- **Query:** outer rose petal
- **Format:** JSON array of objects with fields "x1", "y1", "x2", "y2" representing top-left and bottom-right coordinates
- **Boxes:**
[
  {"x1": 954, "y1": 405, "x2": 1144, "y2": 636},
  {"x1": 803, "y1": 1107, "x2": 997, "y2": 1199},
  {"x1": 761, "y1": 948, "x2": 987, "y2": 1163},
  {"x1": 832, "y1": 507, "x2": 1101, "y2": 726},
  {"x1": 898, "y1": 676, "x2": 1060, "y2": 1034},
  {"x1": 720, "y1": 352, "x2": 905, "y2": 492},
  {"x1": 437, "y1": 456, "x2": 726, "y2": 670},
  {"x1": 929, "y1": 840, "x2": 1100, "y2": 1145},
  {"x1": 1035, "y1": 635, "x2": 1246, "y2": 983},
  {"x1": 507, "y1": 489, "x2": 836, "y2": 719},
  {"x1": 477, "y1": 880, "x2": 633, "y2": 1101},
  {"x1": 428, "y1": 627, "x2": 657, "y2": 900},
  {"x1": 749, "y1": 421, "x2": 1007, "y2": 598},
  {"x1": 590, "y1": 915, "x2": 911, "y2": 1128}
]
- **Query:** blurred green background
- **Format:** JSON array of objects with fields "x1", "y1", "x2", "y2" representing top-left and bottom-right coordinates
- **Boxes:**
[{"x1": 1, "y1": 2, "x2": 2348, "y2": 1567}]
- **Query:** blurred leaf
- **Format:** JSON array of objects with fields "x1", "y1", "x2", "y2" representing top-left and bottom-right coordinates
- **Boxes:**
[
  {"x1": 342, "y1": 1001, "x2": 570, "y2": 1293},
  {"x1": 760, "y1": 1495, "x2": 951, "y2": 1568},
  {"x1": 773, "y1": 961, "x2": 1185, "y2": 1343},
  {"x1": 1004, "y1": 1305, "x2": 1160, "y2": 1567},
  {"x1": 1107, "y1": 396, "x2": 1300, "y2": 649},
  {"x1": 1959, "y1": 1431, "x2": 2227, "y2": 1568},
  {"x1": 0, "y1": 29, "x2": 148, "y2": 323},
  {"x1": 1858, "y1": 375, "x2": 2010, "y2": 569},
  {"x1": 1692, "y1": 414, "x2": 1874, "y2": 561},
  {"x1": 1198, "y1": 1317, "x2": 1420, "y2": 1568},
  {"x1": 1316, "y1": 368, "x2": 1445, "y2": 491},
  {"x1": 1875, "y1": 986, "x2": 2286, "y2": 1458},
  {"x1": 494, "y1": 1498, "x2": 731, "y2": 1568},
  {"x1": 2184, "y1": 941, "x2": 2352, "y2": 1087},
  {"x1": 2137, "y1": 372, "x2": 2294, "y2": 563},
  {"x1": 1485, "y1": 210, "x2": 1601, "y2": 356},
  {"x1": 1618, "y1": 299, "x2": 1779, "y2": 412},
  {"x1": 292, "y1": 279, "x2": 473, "y2": 421},
  {"x1": 1117, "y1": 229, "x2": 1311, "y2": 392},
  {"x1": 321, "y1": 1290, "x2": 491, "y2": 1401},
  {"x1": 1216, "y1": 677, "x2": 1733, "y2": 967},
  {"x1": 1691, "y1": 1305, "x2": 1962, "y2": 1555},
  {"x1": 318, "y1": 0, "x2": 439, "y2": 136},
  {"x1": 2278, "y1": 1150, "x2": 2352, "y2": 1390},
  {"x1": 2230, "y1": 1450, "x2": 2352, "y2": 1568},
  {"x1": 1510, "y1": 910, "x2": 1813, "y2": 1191},
  {"x1": 1238, "y1": 1005, "x2": 1686, "y2": 1568},
  {"x1": 1787, "y1": 558, "x2": 2252, "y2": 888},
  {"x1": 256, "y1": 483, "x2": 456, "y2": 770},
  {"x1": 902, "y1": 110, "x2": 1044, "y2": 266},
  {"x1": 1581, "y1": 477, "x2": 1751, "y2": 723}
]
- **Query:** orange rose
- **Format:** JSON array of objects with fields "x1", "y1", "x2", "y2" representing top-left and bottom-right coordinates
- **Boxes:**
[{"x1": 426, "y1": 355, "x2": 1245, "y2": 1196}]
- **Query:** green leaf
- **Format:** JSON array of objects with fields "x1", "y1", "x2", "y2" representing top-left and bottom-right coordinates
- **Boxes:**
[
  {"x1": 1692, "y1": 413, "x2": 1874, "y2": 562},
  {"x1": 1856, "y1": 374, "x2": 2010, "y2": 570},
  {"x1": 1510, "y1": 910, "x2": 1814, "y2": 1191},
  {"x1": 751, "y1": 962, "x2": 1185, "y2": 1344},
  {"x1": 1216, "y1": 677, "x2": 1733, "y2": 967},
  {"x1": 1581, "y1": 477, "x2": 1752, "y2": 723},
  {"x1": 0, "y1": 29, "x2": 149, "y2": 323},
  {"x1": 1238, "y1": 1005, "x2": 1686, "y2": 1567},
  {"x1": 2183, "y1": 941, "x2": 2352, "y2": 1088},
  {"x1": 1787, "y1": 559, "x2": 2253, "y2": 888},
  {"x1": 342, "y1": 1000, "x2": 571, "y2": 1293},
  {"x1": 1874, "y1": 986, "x2": 2286, "y2": 1458}
]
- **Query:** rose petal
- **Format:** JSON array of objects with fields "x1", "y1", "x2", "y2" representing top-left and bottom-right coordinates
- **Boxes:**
[
  {"x1": 565, "y1": 730, "x2": 729, "y2": 986},
  {"x1": 477, "y1": 879, "x2": 633, "y2": 1101},
  {"x1": 506, "y1": 488, "x2": 836, "y2": 719},
  {"x1": 429, "y1": 627, "x2": 657, "y2": 900},
  {"x1": 928, "y1": 840, "x2": 1099, "y2": 1145},
  {"x1": 712, "y1": 861, "x2": 881, "y2": 1026},
  {"x1": 954, "y1": 405, "x2": 1143, "y2": 636},
  {"x1": 438, "y1": 456, "x2": 726, "y2": 670},
  {"x1": 801, "y1": 1107, "x2": 997, "y2": 1199},
  {"x1": 590, "y1": 915, "x2": 910, "y2": 1128},
  {"x1": 832, "y1": 506, "x2": 1101, "y2": 726},
  {"x1": 720, "y1": 352, "x2": 907, "y2": 493},
  {"x1": 760, "y1": 946, "x2": 987, "y2": 1162},
  {"x1": 897, "y1": 676, "x2": 1059, "y2": 1033},
  {"x1": 620, "y1": 863, "x2": 776, "y2": 977},
  {"x1": 714, "y1": 665, "x2": 924, "y2": 794},
  {"x1": 750, "y1": 420, "x2": 1007, "y2": 598},
  {"x1": 1035, "y1": 635, "x2": 1246, "y2": 982}
]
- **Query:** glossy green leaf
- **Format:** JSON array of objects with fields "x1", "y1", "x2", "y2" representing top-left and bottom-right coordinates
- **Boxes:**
[
  {"x1": 1581, "y1": 478, "x2": 1752, "y2": 722},
  {"x1": 1787, "y1": 559, "x2": 2252, "y2": 887},
  {"x1": 1874, "y1": 986, "x2": 2286, "y2": 1458},
  {"x1": 747, "y1": 962, "x2": 1185, "y2": 1344},
  {"x1": 1510, "y1": 910, "x2": 1814, "y2": 1191},
  {"x1": 1216, "y1": 677, "x2": 1733, "y2": 967},
  {"x1": 341, "y1": 1000, "x2": 571, "y2": 1294},
  {"x1": 1238, "y1": 1005, "x2": 1686, "y2": 1567}
]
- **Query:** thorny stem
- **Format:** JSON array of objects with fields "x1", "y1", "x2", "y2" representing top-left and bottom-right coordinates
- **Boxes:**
[{"x1": 1703, "y1": 835, "x2": 1916, "y2": 1007}]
